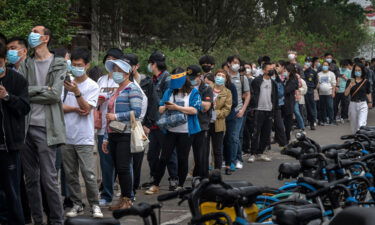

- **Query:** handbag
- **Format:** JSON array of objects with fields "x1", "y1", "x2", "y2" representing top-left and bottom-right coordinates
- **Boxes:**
[
  {"x1": 130, "y1": 111, "x2": 149, "y2": 153},
  {"x1": 94, "y1": 106, "x2": 102, "y2": 129},
  {"x1": 109, "y1": 120, "x2": 127, "y2": 133},
  {"x1": 156, "y1": 95, "x2": 187, "y2": 129}
]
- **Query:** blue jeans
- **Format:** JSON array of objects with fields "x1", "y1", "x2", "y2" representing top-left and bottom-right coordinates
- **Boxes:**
[
  {"x1": 237, "y1": 116, "x2": 246, "y2": 162},
  {"x1": 224, "y1": 117, "x2": 243, "y2": 166},
  {"x1": 294, "y1": 102, "x2": 305, "y2": 129},
  {"x1": 319, "y1": 95, "x2": 334, "y2": 123},
  {"x1": 98, "y1": 135, "x2": 115, "y2": 202}
]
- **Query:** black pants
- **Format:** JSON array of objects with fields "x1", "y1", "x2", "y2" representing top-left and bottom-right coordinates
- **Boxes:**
[
  {"x1": 274, "y1": 109, "x2": 287, "y2": 146},
  {"x1": 242, "y1": 110, "x2": 254, "y2": 154},
  {"x1": 108, "y1": 133, "x2": 133, "y2": 198},
  {"x1": 334, "y1": 92, "x2": 349, "y2": 119},
  {"x1": 208, "y1": 123, "x2": 224, "y2": 170},
  {"x1": 155, "y1": 132, "x2": 192, "y2": 187},
  {"x1": 250, "y1": 110, "x2": 273, "y2": 155},
  {"x1": 132, "y1": 151, "x2": 144, "y2": 195},
  {"x1": 147, "y1": 129, "x2": 178, "y2": 180},
  {"x1": 192, "y1": 130, "x2": 209, "y2": 178},
  {"x1": 0, "y1": 151, "x2": 25, "y2": 225},
  {"x1": 282, "y1": 106, "x2": 294, "y2": 142}
]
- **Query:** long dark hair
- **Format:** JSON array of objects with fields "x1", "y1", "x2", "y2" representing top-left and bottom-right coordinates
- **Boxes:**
[
  {"x1": 285, "y1": 63, "x2": 297, "y2": 80},
  {"x1": 351, "y1": 63, "x2": 367, "y2": 79},
  {"x1": 172, "y1": 67, "x2": 193, "y2": 95}
]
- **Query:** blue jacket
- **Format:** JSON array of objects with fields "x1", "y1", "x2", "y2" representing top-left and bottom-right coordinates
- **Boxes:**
[{"x1": 160, "y1": 88, "x2": 202, "y2": 135}]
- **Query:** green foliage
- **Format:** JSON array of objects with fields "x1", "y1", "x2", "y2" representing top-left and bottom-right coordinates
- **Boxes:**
[{"x1": 0, "y1": 0, "x2": 77, "y2": 45}]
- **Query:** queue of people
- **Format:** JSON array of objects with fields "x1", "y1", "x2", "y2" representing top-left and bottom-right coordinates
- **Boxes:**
[{"x1": 0, "y1": 25, "x2": 374, "y2": 225}]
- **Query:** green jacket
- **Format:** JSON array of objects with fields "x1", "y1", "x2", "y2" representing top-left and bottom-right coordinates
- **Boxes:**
[{"x1": 19, "y1": 56, "x2": 67, "y2": 146}]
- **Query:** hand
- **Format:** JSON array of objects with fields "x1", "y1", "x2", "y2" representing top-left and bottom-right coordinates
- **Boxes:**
[
  {"x1": 106, "y1": 113, "x2": 116, "y2": 121},
  {"x1": 236, "y1": 109, "x2": 244, "y2": 118},
  {"x1": 0, "y1": 86, "x2": 8, "y2": 99},
  {"x1": 165, "y1": 103, "x2": 179, "y2": 111},
  {"x1": 349, "y1": 80, "x2": 356, "y2": 88},
  {"x1": 78, "y1": 109, "x2": 89, "y2": 116},
  {"x1": 64, "y1": 81, "x2": 80, "y2": 95},
  {"x1": 102, "y1": 141, "x2": 109, "y2": 154},
  {"x1": 369, "y1": 103, "x2": 373, "y2": 109},
  {"x1": 143, "y1": 126, "x2": 150, "y2": 136}
]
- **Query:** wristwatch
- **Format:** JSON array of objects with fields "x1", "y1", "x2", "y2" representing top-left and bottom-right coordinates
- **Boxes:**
[
  {"x1": 75, "y1": 93, "x2": 82, "y2": 98},
  {"x1": 3, "y1": 93, "x2": 9, "y2": 101}
]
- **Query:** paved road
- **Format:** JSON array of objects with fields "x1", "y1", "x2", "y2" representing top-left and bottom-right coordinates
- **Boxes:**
[{"x1": 97, "y1": 110, "x2": 375, "y2": 224}]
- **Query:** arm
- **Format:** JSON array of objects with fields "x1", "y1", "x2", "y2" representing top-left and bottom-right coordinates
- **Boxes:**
[
  {"x1": 216, "y1": 91, "x2": 232, "y2": 119},
  {"x1": 344, "y1": 80, "x2": 354, "y2": 96},
  {"x1": 116, "y1": 88, "x2": 143, "y2": 121},
  {"x1": 63, "y1": 104, "x2": 79, "y2": 113},
  {"x1": 175, "y1": 105, "x2": 197, "y2": 115},
  {"x1": 201, "y1": 86, "x2": 213, "y2": 112},
  {"x1": 3, "y1": 76, "x2": 30, "y2": 116},
  {"x1": 64, "y1": 81, "x2": 94, "y2": 113},
  {"x1": 241, "y1": 91, "x2": 250, "y2": 111},
  {"x1": 331, "y1": 73, "x2": 337, "y2": 97}
]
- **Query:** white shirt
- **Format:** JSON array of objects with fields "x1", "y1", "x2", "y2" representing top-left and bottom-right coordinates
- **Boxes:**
[
  {"x1": 97, "y1": 75, "x2": 119, "y2": 135},
  {"x1": 257, "y1": 78, "x2": 273, "y2": 111},
  {"x1": 168, "y1": 92, "x2": 190, "y2": 133},
  {"x1": 318, "y1": 71, "x2": 336, "y2": 95},
  {"x1": 62, "y1": 77, "x2": 100, "y2": 145}
]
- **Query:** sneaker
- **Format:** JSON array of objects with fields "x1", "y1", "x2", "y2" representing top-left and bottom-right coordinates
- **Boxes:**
[
  {"x1": 229, "y1": 163, "x2": 236, "y2": 172},
  {"x1": 175, "y1": 186, "x2": 184, "y2": 191},
  {"x1": 242, "y1": 153, "x2": 250, "y2": 159},
  {"x1": 258, "y1": 154, "x2": 271, "y2": 162},
  {"x1": 225, "y1": 168, "x2": 232, "y2": 175},
  {"x1": 109, "y1": 197, "x2": 133, "y2": 211},
  {"x1": 92, "y1": 205, "x2": 103, "y2": 218},
  {"x1": 115, "y1": 192, "x2": 121, "y2": 197},
  {"x1": 186, "y1": 172, "x2": 193, "y2": 181},
  {"x1": 169, "y1": 178, "x2": 179, "y2": 191},
  {"x1": 222, "y1": 162, "x2": 226, "y2": 168},
  {"x1": 247, "y1": 155, "x2": 256, "y2": 163},
  {"x1": 310, "y1": 124, "x2": 316, "y2": 130},
  {"x1": 142, "y1": 177, "x2": 155, "y2": 189},
  {"x1": 99, "y1": 198, "x2": 111, "y2": 207},
  {"x1": 66, "y1": 205, "x2": 84, "y2": 217},
  {"x1": 235, "y1": 161, "x2": 243, "y2": 169},
  {"x1": 145, "y1": 185, "x2": 160, "y2": 195}
]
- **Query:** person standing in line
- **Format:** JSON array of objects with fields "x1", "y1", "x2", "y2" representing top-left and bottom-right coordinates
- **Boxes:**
[
  {"x1": 0, "y1": 42, "x2": 30, "y2": 225},
  {"x1": 249, "y1": 63, "x2": 278, "y2": 162},
  {"x1": 96, "y1": 48, "x2": 123, "y2": 206},
  {"x1": 303, "y1": 57, "x2": 318, "y2": 130},
  {"x1": 334, "y1": 60, "x2": 351, "y2": 123},
  {"x1": 345, "y1": 63, "x2": 372, "y2": 134},
  {"x1": 19, "y1": 25, "x2": 65, "y2": 225},
  {"x1": 6, "y1": 37, "x2": 28, "y2": 72},
  {"x1": 317, "y1": 61, "x2": 337, "y2": 125},
  {"x1": 242, "y1": 62, "x2": 255, "y2": 156}
]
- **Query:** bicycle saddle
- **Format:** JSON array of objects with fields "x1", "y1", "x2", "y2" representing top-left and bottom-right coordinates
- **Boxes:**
[
  {"x1": 278, "y1": 162, "x2": 301, "y2": 180},
  {"x1": 329, "y1": 206, "x2": 375, "y2": 225},
  {"x1": 297, "y1": 177, "x2": 328, "y2": 190},
  {"x1": 64, "y1": 217, "x2": 120, "y2": 225},
  {"x1": 272, "y1": 204, "x2": 321, "y2": 225}
]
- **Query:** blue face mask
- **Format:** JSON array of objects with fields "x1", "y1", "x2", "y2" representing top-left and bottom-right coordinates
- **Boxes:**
[
  {"x1": 305, "y1": 62, "x2": 311, "y2": 68},
  {"x1": 0, "y1": 67, "x2": 4, "y2": 75},
  {"x1": 215, "y1": 76, "x2": 225, "y2": 86},
  {"x1": 7, "y1": 50, "x2": 21, "y2": 64},
  {"x1": 283, "y1": 72, "x2": 288, "y2": 78},
  {"x1": 190, "y1": 79, "x2": 198, "y2": 86},
  {"x1": 271, "y1": 76, "x2": 276, "y2": 80},
  {"x1": 28, "y1": 32, "x2": 42, "y2": 48},
  {"x1": 71, "y1": 66, "x2": 86, "y2": 77},
  {"x1": 322, "y1": 65, "x2": 329, "y2": 71},
  {"x1": 113, "y1": 72, "x2": 125, "y2": 84},
  {"x1": 355, "y1": 71, "x2": 362, "y2": 77}
]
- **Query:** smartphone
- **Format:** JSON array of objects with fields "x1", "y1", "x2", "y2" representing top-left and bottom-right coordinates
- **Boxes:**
[
  {"x1": 64, "y1": 75, "x2": 71, "y2": 83},
  {"x1": 165, "y1": 101, "x2": 173, "y2": 105}
]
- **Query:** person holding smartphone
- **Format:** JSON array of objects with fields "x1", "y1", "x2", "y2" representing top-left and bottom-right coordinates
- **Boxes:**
[{"x1": 345, "y1": 63, "x2": 372, "y2": 134}]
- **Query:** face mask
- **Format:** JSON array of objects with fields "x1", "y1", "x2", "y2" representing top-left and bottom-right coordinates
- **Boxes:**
[
  {"x1": 268, "y1": 70, "x2": 275, "y2": 76},
  {"x1": 231, "y1": 64, "x2": 240, "y2": 72},
  {"x1": 147, "y1": 63, "x2": 153, "y2": 73},
  {"x1": 71, "y1": 66, "x2": 86, "y2": 77},
  {"x1": 288, "y1": 54, "x2": 296, "y2": 60},
  {"x1": 246, "y1": 68, "x2": 252, "y2": 74},
  {"x1": 355, "y1": 71, "x2": 362, "y2": 77},
  {"x1": 202, "y1": 65, "x2": 211, "y2": 73},
  {"x1": 326, "y1": 58, "x2": 332, "y2": 63},
  {"x1": 316, "y1": 63, "x2": 321, "y2": 68},
  {"x1": 190, "y1": 79, "x2": 198, "y2": 86},
  {"x1": 215, "y1": 76, "x2": 225, "y2": 86},
  {"x1": 322, "y1": 65, "x2": 329, "y2": 71},
  {"x1": 271, "y1": 76, "x2": 276, "y2": 80},
  {"x1": 7, "y1": 50, "x2": 21, "y2": 64},
  {"x1": 66, "y1": 60, "x2": 72, "y2": 72},
  {"x1": 28, "y1": 32, "x2": 42, "y2": 48},
  {"x1": 305, "y1": 62, "x2": 311, "y2": 68},
  {"x1": 113, "y1": 72, "x2": 125, "y2": 84},
  {"x1": 283, "y1": 72, "x2": 288, "y2": 78},
  {"x1": 0, "y1": 67, "x2": 4, "y2": 75}
]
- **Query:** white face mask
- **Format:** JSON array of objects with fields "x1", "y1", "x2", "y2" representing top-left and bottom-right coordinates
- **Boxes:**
[
  {"x1": 246, "y1": 68, "x2": 252, "y2": 74},
  {"x1": 288, "y1": 54, "x2": 296, "y2": 60},
  {"x1": 231, "y1": 64, "x2": 240, "y2": 72}
]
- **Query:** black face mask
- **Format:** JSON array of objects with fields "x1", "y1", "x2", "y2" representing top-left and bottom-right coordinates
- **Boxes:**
[
  {"x1": 268, "y1": 70, "x2": 275, "y2": 76},
  {"x1": 202, "y1": 65, "x2": 212, "y2": 73}
]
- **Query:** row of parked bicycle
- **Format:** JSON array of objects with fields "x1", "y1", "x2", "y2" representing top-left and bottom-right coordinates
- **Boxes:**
[{"x1": 65, "y1": 126, "x2": 375, "y2": 225}]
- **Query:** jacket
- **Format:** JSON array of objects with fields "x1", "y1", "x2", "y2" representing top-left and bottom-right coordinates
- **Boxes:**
[
  {"x1": 303, "y1": 67, "x2": 318, "y2": 93},
  {"x1": 19, "y1": 56, "x2": 67, "y2": 146},
  {"x1": 0, "y1": 68, "x2": 30, "y2": 151},
  {"x1": 298, "y1": 79, "x2": 308, "y2": 105},
  {"x1": 152, "y1": 70, "x2": 170, "y2": 127},
  {"x1": 225, "y1": 83, "x2": 238, "y2": 120},
  {"x1": 250, "y1": 76, "x2": 278, "y2": 112},
  {"x1": 210, "y1": 85, "x2": 232, "y2": 132},
  {"x1": 283, "y1": 78, "x2": 299, "y2": 115},
  {"x1": 160, "y1": 88, "x2": 202, "y2": 135},
  {"x1": 140, "y1": 76, "x2": 157, "y2": 128}
]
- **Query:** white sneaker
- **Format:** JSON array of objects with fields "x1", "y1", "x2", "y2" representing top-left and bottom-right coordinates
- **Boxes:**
[
  {"x1": 258, "y1": 154, "x2": 271, "y2": 162},
  {"x1": 247, "y1": 155, "x2": 256, "y2": 163},
  {"x1": 92, "y1": 205, "x2": 103, "y2": 218},
  {"x1": 66, "y1": 205, "x2": 84, "y2": 217},
  {"x1": 235, "y1": 161, "x2": 243, "y2": 169},
  {"x1": 222, "y1": 162, "x2": 226, "y2": 168}
]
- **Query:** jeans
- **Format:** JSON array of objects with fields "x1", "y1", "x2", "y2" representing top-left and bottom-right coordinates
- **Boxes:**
[
  {"x1": 294, "y1": 102, "x2": 305, "y2": 129},
  {"x1": 251, "y1": 111, "x2": 273, "y2": 155},
  {"x1": 319, "y1": 95, "x2": 334, "y2": 123},
  {"x1": 349, "y1": 101, "x2": 368, "y2": 134},
  {"x1": 21, "y1": 126, "x2": 63, "y2": 225},
  {"x1": 223, "y1": 117, "x2": 243, "y2": 166},
  {"x1": 237, "y1": 113, "x2": 247, "y2": 162},
  {"x1": 62, "y1": 145, "x2": 99, "y2": 207},
  {"x1": 0, "y1": 151, "x2": 25, "y2": 225},
  {"x1": 208, "y1": 123, "x2": 224, "y2": 170},
  {"x1": 97, "y1": 135, "x2": 115, "y2": 202},
  {"x1": 147, "y1": 129, "x2": 178, "y2": 180},
  {"x1": 334, "y1": 93, "x2": 349, "y2": 119},
  {"x1": 192, "y1": 130, "x2": 209, "y2": 178},
  {"x1": 155, "y1": 132, "x2": 192, "y2": 187}
]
